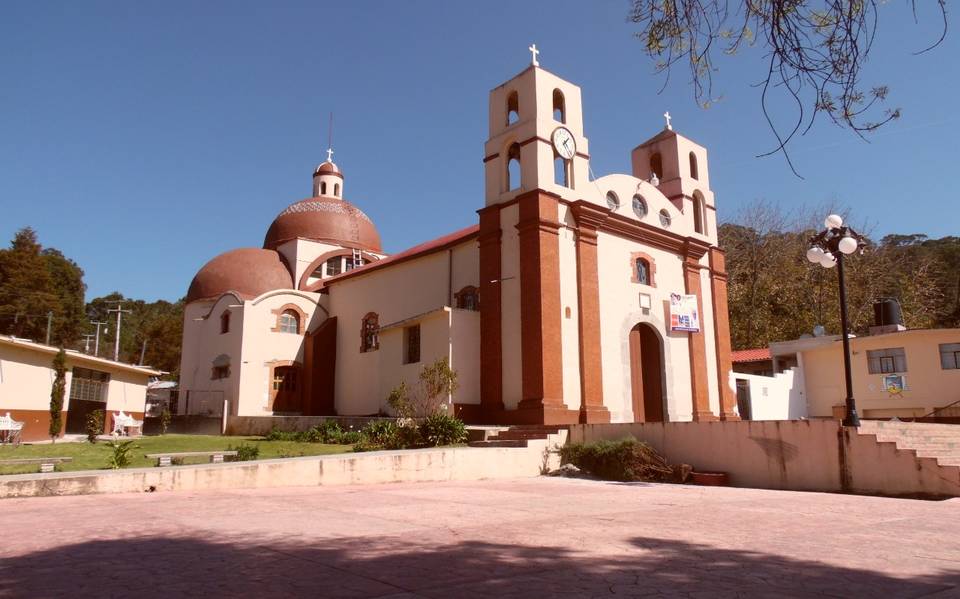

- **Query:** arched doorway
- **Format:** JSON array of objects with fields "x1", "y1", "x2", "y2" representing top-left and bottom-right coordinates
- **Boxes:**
[{"x1": 629, "y1": 323, "x2": 666, "y2": 422}]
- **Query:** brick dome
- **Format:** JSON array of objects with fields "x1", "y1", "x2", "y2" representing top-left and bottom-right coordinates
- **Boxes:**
[
  {"x1": 263, "y1": 197, "x2": 382, "y2": 252},
  {"x1": 186, "y1": 248, "x2": 293, "y2": 304}
]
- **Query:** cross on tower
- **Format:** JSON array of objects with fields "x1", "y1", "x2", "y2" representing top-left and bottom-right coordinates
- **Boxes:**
[
  {"x1": 528, "y1": 43, "x2": 540, "y2": 67},
  {"x1": 326, "y1": 148, "x2": 334, "y2": 162},
  {"x1": 663, "y1": 111, "x2": 673, "y2": 131}
]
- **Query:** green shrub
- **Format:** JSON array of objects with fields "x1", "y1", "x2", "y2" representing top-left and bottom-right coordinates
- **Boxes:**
[
  {"x1": 558, "y1": 438, "x2": 672, "y2": 482},
  {"x1": 85, "y1": 409, "x2": 105, "y2": 444},
  {"x1": 314, "y1": 419, "x2": 343, "y2": 442},
  {"x1": 105, "y1": 439, "x2": 137, "y2": 470},
  {"x1": 361, "y1": 420, "x2": 397, "y2": 445},
  {"x1": 265, "y1": 427, "x2": 300, "y2": 442},
  {"x1": 418, "y1": 413, "x2": 467, "y2": 447},
  {"x1": 229, "y1": 443, "x2": 260, "y2": 462}
]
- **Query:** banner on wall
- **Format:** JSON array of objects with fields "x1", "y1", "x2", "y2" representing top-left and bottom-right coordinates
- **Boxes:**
[{"x1": 669, "y1": 293, "x2": 700, "y2": 332}]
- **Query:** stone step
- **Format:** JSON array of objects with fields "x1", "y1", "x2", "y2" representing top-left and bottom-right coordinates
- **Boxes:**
[
  {"x1": 860, "y1": 422, "x2": 960, "y2": 432},
  {"x1": 937, "y1": 458, "x2": 960, "y2": 467},
  {"x1": 467, "y1": 440, "x2": 527, "y2": 448},
  {"x1": 915, "y1": 450, "x2": 960, "y2": 459},
  {"x1": 490, "y1": 432, "x2": 551, "y2": 441}
]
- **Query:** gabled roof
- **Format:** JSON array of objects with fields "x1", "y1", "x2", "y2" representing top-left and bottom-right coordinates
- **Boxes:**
[
  {"x1": 322, "y1": 224, "x2": 480, "y2": 287},
  {"x1": 0, "y1": 336, "x2": 163, "y2": 376},
  {"x1": 731, "y1": 348, "x2": 771, "y2": 363}
]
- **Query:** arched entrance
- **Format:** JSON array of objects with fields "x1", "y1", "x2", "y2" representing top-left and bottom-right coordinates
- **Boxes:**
[{"x1": 629, "y1": 323, "x2": 666, "y2": 422}]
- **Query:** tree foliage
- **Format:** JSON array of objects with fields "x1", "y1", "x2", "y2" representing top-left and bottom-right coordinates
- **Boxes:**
[
  {"x1": 628, "y1": 0, "x2": 948, "y2": 173},
  {"x1": 49, "y1": 348, "x2": 66, "y2": 441},
  {"x1": 720, "y1": 201, "x2": 959, "y2": 349},
  {"x1": 86, "y1": 292, "x2": 183, "y2": 376}
]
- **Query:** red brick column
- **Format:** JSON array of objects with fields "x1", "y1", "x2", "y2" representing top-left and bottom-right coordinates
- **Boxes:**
[
  {"x1": 683, "y1": 253, "x2": 718, "y2": 421},
  {"x1": 709, "y1": 248, "x2": 740, "y2": 420},
  {"x1": 515, "y1": 191, "x2": 574, "y2": 424},
  {"x1": 478, "y1": 205, "x2": 504, "y2": 418},
  {"x1": 570, "y1": 201, "x2": 610, "y2": 424}
]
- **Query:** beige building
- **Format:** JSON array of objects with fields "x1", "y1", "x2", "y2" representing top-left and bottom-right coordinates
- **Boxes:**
[
  {"x1": 0, "y1": 336, "x2": 161, "y2": 441},
  {"x1": 180, "y1": 54, "x2": 739, "y2": 425}
]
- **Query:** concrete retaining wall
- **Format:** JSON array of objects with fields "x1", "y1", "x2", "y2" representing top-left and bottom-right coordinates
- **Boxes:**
[
  {"x1": 225, "y1": 415, "x2": 391, "y2": 436},
  {"x1": 0, "y1": 442, "x2": 557, "y2": 499},
  {"x1": 569, "y1": 420, "x2": 960, "y2": 497}
]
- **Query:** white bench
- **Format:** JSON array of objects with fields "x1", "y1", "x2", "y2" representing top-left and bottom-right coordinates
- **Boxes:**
[
  {"x1": 0, "y1": 457, "x2": 72, "y2": 473},
  {"x1": 0, "y1": 412, "x2": 24, "y2": 446},
  {"x1": 112, "y1": 411, "x2": 143, "y2": 437},
  {"x1": 145, "y1": 451, "x2": 238, "y2": 467}
]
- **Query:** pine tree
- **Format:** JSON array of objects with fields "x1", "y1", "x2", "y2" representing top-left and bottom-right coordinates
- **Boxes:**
[
  {"x1": 0, "y1": 228, "x2": 59, "y2": 342},
  {"x1": 49, "y1": 348, "x2": 66, "y2": 441}
]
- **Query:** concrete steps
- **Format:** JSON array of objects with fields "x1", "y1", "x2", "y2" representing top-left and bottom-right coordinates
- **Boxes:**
[
  {"x1": 858, "y1": 420, "x2": 960, "y2": 468},
  {"x1": 467, "y1": 425, "x2": 568, "y2": 449}
]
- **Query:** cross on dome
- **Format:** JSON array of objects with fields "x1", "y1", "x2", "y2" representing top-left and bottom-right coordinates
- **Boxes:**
[
  {"x1": 326, "y1": 148, "x2": 334, "y2": 163},
  {"x1": 528, "y1": 44, "x2": 540, "y2": 67},
  {"x1": 663, "y1": 111, "x2": 673, "y2": 130}
]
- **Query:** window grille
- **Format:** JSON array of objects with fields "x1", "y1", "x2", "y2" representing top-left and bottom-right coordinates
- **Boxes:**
[
  {"x1": 940, "y1": 343, "x2": 960, "y2": 370},
  {"x1": 866, "y1": 347, "x2": 907, "y2": 374}
]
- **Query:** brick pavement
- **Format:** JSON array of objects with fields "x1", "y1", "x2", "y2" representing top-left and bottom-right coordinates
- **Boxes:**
[{"x1": 1, "y1": 478, "x2": 959, "y2": 598}]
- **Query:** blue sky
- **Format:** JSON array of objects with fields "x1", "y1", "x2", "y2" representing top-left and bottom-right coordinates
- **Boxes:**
[{"x1": 1, "y1": 1, "x2": 956, "y2": 302}]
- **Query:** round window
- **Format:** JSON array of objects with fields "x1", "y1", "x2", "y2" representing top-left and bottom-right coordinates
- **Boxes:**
[
  {"x1": 632, "y1": 195, "x2": 647, "y2": 218},
  {"x1": 605, "y1": 191, "x2": 620, "y2": 211},
  {"x1": 659, "y1": 209, "x2": 672, "y2": 227}
]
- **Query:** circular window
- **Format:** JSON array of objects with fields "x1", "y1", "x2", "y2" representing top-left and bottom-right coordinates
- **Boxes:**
[
  {"x1": 605, "y1": 191, "x2": 620, "y2": 211},
  {"x1": 659, "y1": 209, "x2": 672, "y2": 227},
  {"x1": 632, "y1": 195, "x2": 647, "y2": 218}
]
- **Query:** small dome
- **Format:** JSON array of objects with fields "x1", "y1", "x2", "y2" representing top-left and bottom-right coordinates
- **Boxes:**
[
  {"x1": 314, "y1": 160, "x2": 343, "y2": 178},
  {"x1": 186, "y1": 248, "x2": 293, "y2": 303},
  {"x1": 263, "y1": 197, "x2": 382, "y2": 252}
]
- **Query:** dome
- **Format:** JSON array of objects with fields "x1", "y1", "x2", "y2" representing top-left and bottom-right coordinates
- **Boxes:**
[
  {"x1": 263, "y1": 197, "x2": 382, "y2": 252},
  {"x1": 186, "y1": 248, "x2": 293, "y2": 303},
  {"x1": 314, "y1": 160, "x2": 343, "y2": 178}
]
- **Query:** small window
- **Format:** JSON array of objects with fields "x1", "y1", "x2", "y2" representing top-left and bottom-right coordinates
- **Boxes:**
[
  {"x1": 939, "y1": 343, "x2": 960, "y2": 370},
  {"x1": 334, "y1": 183, "x2": 340, "y2": 196},
  {"x1": 554, "y1": 155, "x2": 569, "y2": 187},
  {"x1": 220, "y1": 311, "x2": 230, "y2": 334},
  {"x1": 279, "y1": 310, "x2": 300, "y2": 334},
  {"x1": 320, "y1": 181, "x2": 327, "y2": 195},
  {"x1": 69, "y1": 367, "x2": 110, "y2": 402},
  {"x1": 606, "y1": 191, "x2": 620, "y2": 210},
  {"x1": 636, "y1": 258, "x2": 650, "y2": 285},
  {"x1": 867, "y1": 347, "x2": 907, "y2": 374},
  {"x1": 552, "y1": 89, "x2": 565, "y2": 123},
  {"x1": 507, "y1": 143, "x2": 521, "y2": 191},
  {"x1": 650, "y1": 152, "x2": 663, "y2": 179},
  {"x1": 456, "y1": 286, "x2": 479, "y2": 311},
  {"x1": 659, "y1": 209, "x2": 672, "y2": 227},
  {"x1": 506, "y1": 90, "x2": 519, "y2": 125},
  {"x1": 689, "y1": 152, "x2": 699, "y2": 180},
  {"x1": 404, "y1": 324, "x2": 421, "y2": 364},
  {"x1": 326, "y1": 257, "x2": 342, "y2": 277},
  {"x1": 345, "y1": 256, "x2": 364, "y2": 271},
  {"x1": 632, "y1": 195, "x2": 647, "y2": 218},
  {"x1": 212, "y1": 365, "x2": 230, "y2": 380},
  {"x1": 361, "y1": 313, "x2": 379, "y2": 352},
  {"x1": 693, "y1": 192, "x2": 705, "y2": 234}
]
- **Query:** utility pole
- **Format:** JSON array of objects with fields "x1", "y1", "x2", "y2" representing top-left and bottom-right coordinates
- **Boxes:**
[
  {"x1": 107, "y1": 302, "x2": 132, "y2": 362},
  {"x1": 82, "y1": 334, "x2": 95, "y2": 354},
  {"x1": 138, "y1": 339, "x2": 148, "y2": 366},
  {"x1": 90, "y1": 321, "x2": 108, "y2": 357},
  {"x1": 45, "y1": 311, "x2": 53, "y2": 345}
]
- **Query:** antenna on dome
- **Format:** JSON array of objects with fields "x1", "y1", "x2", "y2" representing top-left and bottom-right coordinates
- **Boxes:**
[{"x1": 326, "y1": 112, "x2": 334, "y2": 163}]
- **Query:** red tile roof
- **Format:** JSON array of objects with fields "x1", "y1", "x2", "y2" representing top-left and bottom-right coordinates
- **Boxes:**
[
  {"x1": 731, "y1": 348, "x2": 771, "y2": 363},
  {"x1": 322, "y1": 224, "x2": 480, "y2": 287}
]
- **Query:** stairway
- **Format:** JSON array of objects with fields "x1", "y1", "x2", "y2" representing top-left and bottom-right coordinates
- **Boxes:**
[
  {"x1": 858, "y1": 420, "x2": 960, "y2": 467},
  {"x1": 468, "y1": 425, "x2": 568, "y2": 448}
]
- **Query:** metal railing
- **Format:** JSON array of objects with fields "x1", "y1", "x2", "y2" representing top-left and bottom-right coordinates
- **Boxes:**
[{"x1": 914, "y1": 398, "x2": 960, "y2": 422}]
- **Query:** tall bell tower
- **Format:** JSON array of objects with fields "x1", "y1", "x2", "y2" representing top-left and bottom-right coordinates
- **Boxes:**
[
  {"x1": 483, "y1": 45, "x2": 591, "y2": 206},
  {"x1": 477, "y1": 47, "x2": 587, "y2": 425}
]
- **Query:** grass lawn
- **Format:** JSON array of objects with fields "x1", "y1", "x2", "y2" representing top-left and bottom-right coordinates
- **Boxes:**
[{"x1": 0, "y1": 435, "x2": 354, "y2": 475}]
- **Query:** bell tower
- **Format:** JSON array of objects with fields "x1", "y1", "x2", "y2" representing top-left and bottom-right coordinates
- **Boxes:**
[{"x1": 483, "y1": 47, "x2": 591, "y2": 206}]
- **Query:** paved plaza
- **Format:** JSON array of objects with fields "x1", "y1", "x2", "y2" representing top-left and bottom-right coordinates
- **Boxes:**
[{"x1": 1, "y1": 478, "x2": 959, "y2": 598}]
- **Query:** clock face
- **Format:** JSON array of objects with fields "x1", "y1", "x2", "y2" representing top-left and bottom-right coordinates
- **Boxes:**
[{"x1": 552, "y1": 127, "x2": 576, "y2": 159}]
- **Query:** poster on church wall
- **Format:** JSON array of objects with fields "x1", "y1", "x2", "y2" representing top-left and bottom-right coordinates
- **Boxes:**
[{"x1": 669, "y1": 293, "x2": 700, "y2": 332}]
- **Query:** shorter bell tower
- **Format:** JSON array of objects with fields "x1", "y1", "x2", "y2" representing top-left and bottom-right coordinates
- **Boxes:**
[{"x1": 483, "y1": 52, "x2": 591, "y2": 206}]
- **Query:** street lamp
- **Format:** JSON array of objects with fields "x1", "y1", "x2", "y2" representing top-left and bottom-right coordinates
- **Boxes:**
[{"x1": 807, "y1": 214, "x2": 865, "y2": 427}]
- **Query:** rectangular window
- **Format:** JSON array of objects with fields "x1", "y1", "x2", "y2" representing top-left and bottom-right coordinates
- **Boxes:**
[
  {"x1": 940, "y1": 343, "x2": 960, "y2": 370},
  {"x1": 212, "y1": 365, "x2": 230, "y2": 380},
  {"x1": 326, "y1": 257, "x2": 342, "y2": 276},
  {"x1": 404, "y1": 324, "x2": 421, "y2": 365},
  {"x1": 69, "y1": 367, "x2": 110, "y2": 402},
  {"x1": 344, "y1": 257, "x2": 363, "y2": 271},
  {"x1": 866, "y1": 347, "x2": 907, "y2": 374}
]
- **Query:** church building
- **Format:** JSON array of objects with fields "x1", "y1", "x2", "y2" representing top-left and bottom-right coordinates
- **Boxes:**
[{"x1": 179, "y1": 51, "x2": 739, "y2": 424}]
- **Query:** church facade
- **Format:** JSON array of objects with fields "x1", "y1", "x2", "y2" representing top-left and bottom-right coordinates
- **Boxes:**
[{"x1": 179, "y1": 57, "x2": 739, "y2": 424}]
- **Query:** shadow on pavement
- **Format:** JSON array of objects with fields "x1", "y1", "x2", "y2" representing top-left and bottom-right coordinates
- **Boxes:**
[{"x1": 1, "y1": 533, "x2": 957, "y2": 597}]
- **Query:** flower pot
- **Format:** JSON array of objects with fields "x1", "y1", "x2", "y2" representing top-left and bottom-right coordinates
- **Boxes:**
[{"x1": 690, "y1": 471, "x2": 729, "y2": 486}]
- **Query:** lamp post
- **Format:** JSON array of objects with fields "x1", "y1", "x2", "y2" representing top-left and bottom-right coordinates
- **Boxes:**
[{"x1": 807, "y1": 214, "x2": 865, "y2": 427}]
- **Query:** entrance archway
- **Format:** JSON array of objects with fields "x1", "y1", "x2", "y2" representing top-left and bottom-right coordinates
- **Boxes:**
[{"x1": 629, "y1": 323, "x2": 666, "y2": 422}]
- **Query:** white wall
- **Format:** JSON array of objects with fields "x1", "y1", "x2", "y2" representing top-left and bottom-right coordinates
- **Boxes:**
[{"x1": 731, "y1": 368, "x2": 807, "y2": 421}]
